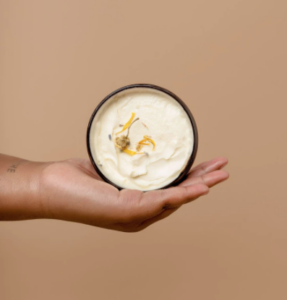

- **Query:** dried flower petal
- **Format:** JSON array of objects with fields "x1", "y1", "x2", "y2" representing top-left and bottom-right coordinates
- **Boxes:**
[
  {"x1": 137, "y1": 136, "x2": 156, "y2": 151},
  {"x1": 123, "y1": 149, "x2": 138, "y2": 156},
  {"x1": 116, "y1": 112, "x2": 136, "y2": 135},
  {"x1": 136, "y1": 144, "x2": 143, "y2": 152},
  {"x1": 143, "y1": 135, "x2": 156, "y2": 150}
]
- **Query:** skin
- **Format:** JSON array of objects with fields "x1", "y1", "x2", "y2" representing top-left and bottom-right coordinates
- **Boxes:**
[{"x1": 0, "y1": 154, "x2": 229, "y2": 232}]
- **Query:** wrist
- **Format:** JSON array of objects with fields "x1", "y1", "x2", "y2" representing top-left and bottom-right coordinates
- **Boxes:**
[
  {"x1": 0, "y1": 154, "x2": 49, "y2": 220},
  {"x1": 25, "y1": 161, "x2": 51, "y2": 219}
]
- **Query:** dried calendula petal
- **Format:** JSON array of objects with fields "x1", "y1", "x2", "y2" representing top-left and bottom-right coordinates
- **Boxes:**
[
  {"x1": 143, "y1": 135, "x2": 156, "y2": 150},
  {"x1": 116, "y1": 112, "x2": 136, "y2": 135},
  {"x1": 137, "y1": 140, "x2": 150, "y2": 152},
  {"x1": 136, "y1": 136, "x2": 156, "y2": 152},
  {"x1": 136, "y1": 144, "x2": 143, "y2": 152},
  {"x1": 123, "y1": 149, "x2": 138, "y2": 156}
]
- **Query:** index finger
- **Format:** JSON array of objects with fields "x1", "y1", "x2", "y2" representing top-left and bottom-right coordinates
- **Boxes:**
[{"x1": 188, "y1": 157, "x2": 228, "y2": 177}]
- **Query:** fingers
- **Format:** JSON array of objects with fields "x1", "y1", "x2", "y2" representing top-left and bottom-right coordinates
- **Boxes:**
[
  {"x1": 134, "y1": 184, "x2": 208, "y2": 230},
  {"x1": 135, "y1": 170, "x2": 229, "y2": 230},
  {"x1": 118, "y1": 184, "x2": 207, "y2": 228},
  {"x1": 143, "y1": 183, "x2": 209, "y2": 211},
  {"x1": 180, "y1": 169, "x2": 229, "y2": 188},
  {"x1": 119, "y1": 157, "x2": 229, "y2": 232},
  {"x1": 188, "y1": 157, "x2": 228, "y2": 178},
  {"x1": 118, "y1": 158, "x2": 229, "y2": 232},
  {"x1": 137, "y1": 166, "x2": 229, "y2": 223}
]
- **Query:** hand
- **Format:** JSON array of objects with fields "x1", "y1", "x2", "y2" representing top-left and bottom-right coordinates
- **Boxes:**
[{"x1": 39, "y1": 157, "x2": 229, "y2": 232}]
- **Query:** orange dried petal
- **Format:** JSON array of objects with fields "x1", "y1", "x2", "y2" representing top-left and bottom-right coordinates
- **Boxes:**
[
  {"x1": 143, "y1": 135, "x2": 156, "y2": 150},
  {"x1": 116, "y1": 112, "x2": 136, "y2": 135}
]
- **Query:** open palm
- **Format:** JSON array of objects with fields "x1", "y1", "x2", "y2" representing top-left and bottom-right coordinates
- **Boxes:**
[{"x1": 40, "y1": 157, "x2": 229, "y2": 232}]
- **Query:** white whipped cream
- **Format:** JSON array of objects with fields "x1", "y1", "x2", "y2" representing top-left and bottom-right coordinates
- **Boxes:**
[{"x1": 89, "y1": 87, "x2": 194, "y2": 190}]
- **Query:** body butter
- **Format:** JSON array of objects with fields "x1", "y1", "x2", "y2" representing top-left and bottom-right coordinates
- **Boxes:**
[{"x1": 87, "y1": 84, "x2": 198, "y2": 191}]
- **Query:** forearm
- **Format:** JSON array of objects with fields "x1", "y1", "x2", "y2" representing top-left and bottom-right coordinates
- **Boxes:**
[{"x1": 0, "y1": 154, "x2": 46, "y2": 220}]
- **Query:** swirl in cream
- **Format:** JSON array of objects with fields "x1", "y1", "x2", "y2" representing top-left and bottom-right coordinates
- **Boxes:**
[{"x1": 89, "y1": 87, "x2": 194, "y2": 191}]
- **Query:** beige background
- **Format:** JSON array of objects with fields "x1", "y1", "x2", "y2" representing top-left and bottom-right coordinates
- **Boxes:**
[{"x1": 0, "y1": 0, "x2": 287, "y2": 299}]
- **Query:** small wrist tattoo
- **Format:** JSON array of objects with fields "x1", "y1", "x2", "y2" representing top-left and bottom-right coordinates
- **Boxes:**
[{"x1": 7, "y1": 160, "x2": 26, "y2": 173}]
